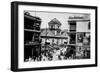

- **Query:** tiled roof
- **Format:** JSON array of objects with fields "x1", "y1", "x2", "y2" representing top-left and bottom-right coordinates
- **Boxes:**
[
  {"x1": 48, "y1": 18, "x2": 61, "y2": 25},
  {"x1": 40, "y1": 29, "x2": 55, "y2": 36},
  {"x1": 41, "y1": 28, "x2": 68, "y2": 39}
]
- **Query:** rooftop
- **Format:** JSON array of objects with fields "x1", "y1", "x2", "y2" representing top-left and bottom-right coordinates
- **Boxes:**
[{"x1": 48, "y1": 18, "x2": 62, "y2": 25}]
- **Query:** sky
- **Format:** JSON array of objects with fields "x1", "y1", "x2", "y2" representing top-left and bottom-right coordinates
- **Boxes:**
[{"x1": 26, "y1": 10, "x2": 90, "y2": 30}]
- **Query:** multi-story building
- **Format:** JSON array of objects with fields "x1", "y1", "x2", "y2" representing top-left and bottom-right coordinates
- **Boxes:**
[
  {"x1": 41, "y1": 18, "x2": 68, "y2": 46},
  {"x1": 24, "y1": 12, "x2": 42, "y2": 61},
  {"x1": 68, "y1": 15, "x2": 90, "y2": 59}
]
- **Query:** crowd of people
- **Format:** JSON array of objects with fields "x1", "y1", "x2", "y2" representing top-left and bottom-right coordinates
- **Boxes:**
[
  {"x1": 25, "y1": 44, "x2": 90, "y2": 62},
  {"x1": 24, "y1": 44, "x2": 90, "y2": 62}
]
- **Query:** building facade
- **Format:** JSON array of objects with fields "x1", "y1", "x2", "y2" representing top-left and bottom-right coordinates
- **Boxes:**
[
  {"x1": 24, "y1": 12, "x2": 42, "y2": 61},
  {"x1": 41, "y1": 18, "x2": 68, "y2": 46},
  {"x1": 68, "y1": 15, "x2": 90, "y2": 58}
]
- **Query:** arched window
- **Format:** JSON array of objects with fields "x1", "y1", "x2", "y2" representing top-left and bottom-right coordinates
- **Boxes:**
[{"x1": 51, "y1": 25, "x2": 53, "y2": 28}]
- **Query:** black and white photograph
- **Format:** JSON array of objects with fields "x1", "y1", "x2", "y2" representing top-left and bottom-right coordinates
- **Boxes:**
[
  {"x1": 24, "y1": 11, "x2": 91, "y2": 62},
  {"x1": 11, "y1": 1, "x2": 97, "y2": 71}
]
